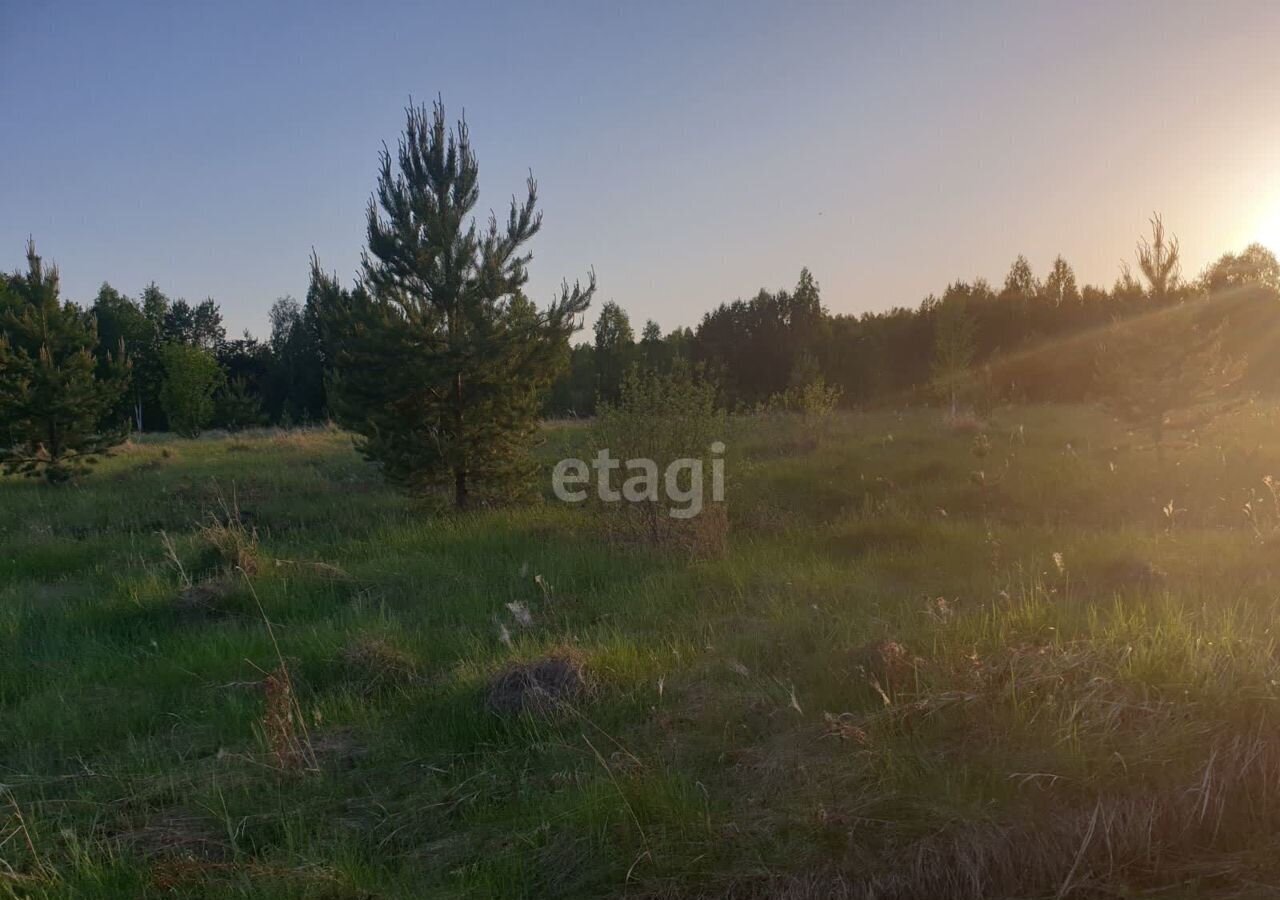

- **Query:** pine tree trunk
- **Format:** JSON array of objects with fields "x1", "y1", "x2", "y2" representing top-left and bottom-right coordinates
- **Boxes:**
[
  {"x1": 453, "y1": 366, "x2": 467, "y2": 510},
  {"x1": 454, "y1": 469, "x2": 469, "y2": 510},
  {"x1": 48, "y1": 420, "x2": 61, "y2": 466}
]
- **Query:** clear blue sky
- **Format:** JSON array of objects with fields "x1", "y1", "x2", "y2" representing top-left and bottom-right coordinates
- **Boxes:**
[{"x1": 4, "y1": 1, "x2": 1280, "y2": 339}]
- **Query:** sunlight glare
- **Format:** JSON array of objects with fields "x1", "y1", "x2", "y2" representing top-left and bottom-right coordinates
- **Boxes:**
[{"x1": 1253, "y1": 204, "x2": 1280, "y2": 254}]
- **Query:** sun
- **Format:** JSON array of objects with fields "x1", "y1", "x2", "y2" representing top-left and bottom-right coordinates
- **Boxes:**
[{"x1": 1252, "y1": 204, "x2": 1280, "y2": 253}]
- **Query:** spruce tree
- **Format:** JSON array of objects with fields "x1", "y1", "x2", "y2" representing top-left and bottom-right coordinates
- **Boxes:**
[
  {"x1": 0, "y1": 240, "x2": 130, "y2": 483},
  {"x1": 322, "y1": 101, "x2": 594, "y2": 508}
]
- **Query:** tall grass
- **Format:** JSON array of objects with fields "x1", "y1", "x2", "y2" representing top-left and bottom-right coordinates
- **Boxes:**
[{"x1": 2, "y1": 405, "x2": 1280, "y2": 897}]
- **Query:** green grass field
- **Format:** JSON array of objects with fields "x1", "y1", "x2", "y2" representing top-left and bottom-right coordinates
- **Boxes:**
[{"x1": 5, "y1": 405, "x2": 1280, "y2": 898}]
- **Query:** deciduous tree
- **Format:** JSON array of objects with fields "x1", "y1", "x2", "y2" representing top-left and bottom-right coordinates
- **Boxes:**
[
  {"x1": 931, "y1": 296, "x2": 977, "y2": 415},
  {"x1": 593, "y1": 301, "x2": 634, "y2": 403},
  {"x1": 159, "y1": 343, "x2": 224, "y2": 437}
]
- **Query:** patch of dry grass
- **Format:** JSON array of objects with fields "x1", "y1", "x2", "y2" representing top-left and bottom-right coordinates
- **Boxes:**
[
  {"x1": 486, "y1": 652, "x2": 589, "y2": 717},
  {"x1": 339, "y1": 635, "x2": 421, "y2": 697}
]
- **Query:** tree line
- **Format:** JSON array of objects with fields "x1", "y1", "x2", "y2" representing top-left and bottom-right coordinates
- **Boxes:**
[
  {"x1": 551, "y1": 223, "x2": 1279, "y2": 416},
  {"x1": 8, "y1": 222, "x2": 1277, "y2": 438},
  {"x1": 4, "y1": 99, "x2": 1278, "y2": 497}
]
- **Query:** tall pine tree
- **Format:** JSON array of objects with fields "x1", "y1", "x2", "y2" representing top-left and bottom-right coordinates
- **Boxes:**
[
  {"x1": 0, "y1": 241, "x2": 130, "y2": 482},
  {"x1": 322, "y1": 101, "x2": 594, "y2": 508}
]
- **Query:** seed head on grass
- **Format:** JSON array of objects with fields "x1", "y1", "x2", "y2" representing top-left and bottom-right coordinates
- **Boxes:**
[
  {"x1": 851, "y1": 639, "x2": 914, "y2": 685},
  {"x1": 505, "y1": 600, "x2": 534, "y2": 627}
]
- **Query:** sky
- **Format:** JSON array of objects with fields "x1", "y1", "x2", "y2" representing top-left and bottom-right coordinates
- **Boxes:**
[{"x1": 4, "y1": 1, "x2": 1280, "y2": 340}]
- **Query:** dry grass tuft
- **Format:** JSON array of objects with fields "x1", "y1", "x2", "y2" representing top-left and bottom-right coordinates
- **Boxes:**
[
  {"x1": 686, "y1": 501, "x2": 731, "y2": 559},
  {"x1": 486, "y1": 653, "x2": 588, "y2": 717},
  {"x1": 602, "y1": 502, "x2": 730, "y2": 559},
  {"x1": 261, "y1": 664, "x2": 316, "y2": 772},
  {"x1": 864, "y1": 732, "x2": 1280, "y2": 899},
  {"x1": 269, "y1": 429, "x2": 332, "y2": 451},
  {"x1": 148, "y1": 858, "x2": 349, "y2": 894},
  {"x1": 117, "y1": 810, "x2": 230, "y2": 862},
  {"x1": 173, "y1": 578, "x2": 238, "y2": 620},
  {"x1": 198, "y1": 505, "x2": 260, "y2": 575},
  {"x1": 272, "y1": 558, "x2": 352, "y2": 582},
  {"x1": 340, "y1": 636, "x2": 420, "y2": 696},
  {"x1": 850, "y1": 639, "x2": 916, "y2": 692},
  {"x1": 821, "y1": 712, "x2": 870, "y2": 745},
  {"x1": 675, "y1": 727, "x2": 1280, "y2": 899},
  {"x1": 308, "y1": 728, "x2": 370, "y2": 770}
]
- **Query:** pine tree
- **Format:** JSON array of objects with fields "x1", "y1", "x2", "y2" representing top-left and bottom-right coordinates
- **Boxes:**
[
  {"x1": 0, "y1": 240, "x2": 130, "y2": 482},
  {"x1": 1096, "y1": 305, "x2": 1245, "y2": 456},
  {"x1": 322, "y1": 101, "x2": 594, "y2": 508},
  {"x1": 1136, "y1": 213, "x2": 1181, "y2": 304},
  {"x1": 216, "y1": 376, "x2": 266, "y2": 431}
]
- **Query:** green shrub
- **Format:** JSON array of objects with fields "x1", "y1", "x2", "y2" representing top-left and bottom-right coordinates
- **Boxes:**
[
  {"x1": 592, "y1": 363, "x2": 728, "y2": 551},
  {"x1": 159, "y1": 343, "x2": 224, "y2": 437}
]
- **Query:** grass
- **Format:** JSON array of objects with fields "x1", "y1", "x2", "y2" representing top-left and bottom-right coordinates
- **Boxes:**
[{"x1": 3, "y1": 406, "x2": 1280, "y2": 897}]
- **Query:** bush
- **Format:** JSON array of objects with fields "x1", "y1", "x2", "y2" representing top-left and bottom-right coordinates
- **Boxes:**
[
  {"x1": 592, "y1": 363, "x2": 728, "y2": 552},
  {"x1": 748, "y1": 375, "x2": 842, "y2": 450},
  {"x1": 595, "y1": 363, "x2": 722, "y2": 461}
]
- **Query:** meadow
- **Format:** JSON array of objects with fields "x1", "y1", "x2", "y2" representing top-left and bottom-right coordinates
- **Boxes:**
[{"x1": 4, "y1": 404, "x2": 1280, "y2": 898}]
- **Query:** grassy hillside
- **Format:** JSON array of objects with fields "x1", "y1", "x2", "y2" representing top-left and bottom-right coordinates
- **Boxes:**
[{"x1": 4, "y1": 406, "x2": 1280, "y2": 898}]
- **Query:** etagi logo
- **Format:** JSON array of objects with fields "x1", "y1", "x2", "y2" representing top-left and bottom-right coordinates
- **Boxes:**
[{"x1": 552, "y1": 442, "x2": 726, "y2": 519}]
